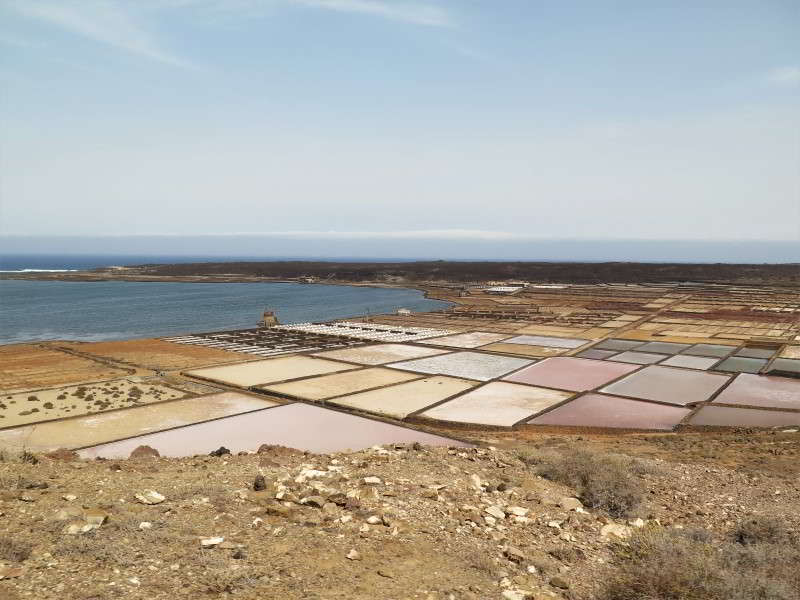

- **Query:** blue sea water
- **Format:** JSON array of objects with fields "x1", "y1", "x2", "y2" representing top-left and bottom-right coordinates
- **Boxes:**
[{"x1": 0, "y1": 280, "x2": 451, "y2": 344}]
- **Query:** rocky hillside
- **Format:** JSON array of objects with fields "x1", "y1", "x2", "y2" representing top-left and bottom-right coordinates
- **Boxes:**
[{"x1": 1, "y1": 438, "x2": 798, "y2": 600}]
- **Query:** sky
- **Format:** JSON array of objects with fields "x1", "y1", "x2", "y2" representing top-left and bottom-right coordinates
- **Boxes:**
[{"x1": 0, "y1": 0, "x2": 798, "y2": 260}]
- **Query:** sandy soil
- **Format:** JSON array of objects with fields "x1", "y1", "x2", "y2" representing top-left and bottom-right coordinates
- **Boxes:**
[
  {"x1": 0, "y1": 379, "x2": 186, "y2": 428},
  {"x1": 60, "y1": 339, "x2": 251, "y2": 371},
  {"x1": 0, "y1": 345, "x2": 131, "y2": 393}
]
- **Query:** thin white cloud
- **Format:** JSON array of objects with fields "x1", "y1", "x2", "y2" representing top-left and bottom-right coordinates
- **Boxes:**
[
  {"x1": 766, "y1": 66, "x2": 800, "y2": 86},
  {"x1": 2, "y1": 230, "x2": 535, "y2": 240},
  {"x1": 291, "y1": 0, "x2": 452, "y2": 27},
  {"x1": 4, "y1": 0, "x2": 196, "y2": 69}
]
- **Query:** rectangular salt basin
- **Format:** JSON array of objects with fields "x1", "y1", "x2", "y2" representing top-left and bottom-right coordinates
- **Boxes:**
[
  {"x1": 766, "y1": 358, "x2": 800, "y2": 377},
  {"x1": 714, "y1": 357, "x2": 766, "y2": 374},
  {"x1": 258, "y1": 367, "x2": 420, "y2": 401},
  {"x1": 424, "y1": 332, "x2": 513, "y2": 348},
  {"x1": 734, "y1": 347, "x2": 776, "y2": 359},
  {"x1": 77, "y1": 402, "x2": 468, "y2": 458},
  {"x1": 576, "y1": 349, "x2": 619, "y2": 360},
  {"x1": 659, "y1": 355, "x2": 720, "y2": 370},
  {"x1": 0, "y1": 392, "x2": 278, "y2": 453},
  {"x1": 480, "y1": 343, "x2": 563, "y2": 358},
  {"x1": 527, "y1": 393, "x2": 691, "y2": 431},
  {"x1": 593, "y1": 339, "x2": 645, "y2": 352},
  {"x1": 389, "y1": 351, "x2": 533, "y2": 382},
  {"x1": 312, "y1": 343, "x2": 449, "y2": 365},
  {"x1": 689, "y1": 405, "x2": 800, "y2": 428},
  {"x1": 779, "y1": 346, "x2": 800, "y2": 359},
  {"x1": 608, "y1": 351, "x2": 667, "y2": 365},
  {"x1": 601, "y1": 366, "x2": 730, "y2": 406},
  {"x1": 635, "y1": 341, "x2": 691, "y2": 355},
  {"x1": 503, "y1": 357, "x2": 639, "y2": 392},
  {"x1": 419, "y1": 382, "x2": 573, "y2": 427},
  {"x1": 329, "y1": 376, "x2": 478, "y2": 419},
  {"x1": 185, "y1": 356, "x2": 356, "y2": 387},
  {"x1": 504, "y1": 335, "x2": 589, "y2": 349},
  {"x1": 681, "y1": 344, "x2": 736, "y2": 358},
  {"x1": 712, "y1": 374, "x2": 800, "y2": 410}
]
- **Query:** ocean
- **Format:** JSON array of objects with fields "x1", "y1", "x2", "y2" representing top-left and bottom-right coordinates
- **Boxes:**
[{"x1": 0, "y1": 280, "x2": 451, "y2": 344}]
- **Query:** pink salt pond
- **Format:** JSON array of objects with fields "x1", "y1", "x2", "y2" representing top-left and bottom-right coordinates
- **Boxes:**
[
  {"x1": 527, "y1": 393, "x2": 691, "y2": 430},
  {"x1": 711, "y1": 374, "x2": 800, "y2": 410},
  {"x1": 503, "y1": 357, "x2": 639, "y2": 392},
  {"x1": 77, "y1": 403, "x2": 468, "y2": 458}
]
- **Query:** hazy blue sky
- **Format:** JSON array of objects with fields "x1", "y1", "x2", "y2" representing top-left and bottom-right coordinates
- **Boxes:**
[{"x1": 0, "y1": 1, "x2": 798, "y2": 255}]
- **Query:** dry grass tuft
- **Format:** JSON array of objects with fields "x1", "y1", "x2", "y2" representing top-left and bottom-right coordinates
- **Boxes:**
[
  {"x1": 522, "y1": 446, "x2": 645, "y2": 517},
  {"x1": 0, "y1": 538, "x2": 33, "y2": 562},
  {"x1": 599, "y1": 525, "x2": 800, "y2": 600}
]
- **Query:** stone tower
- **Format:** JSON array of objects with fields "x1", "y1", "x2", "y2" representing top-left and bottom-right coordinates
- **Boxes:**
[{"x1": 259, "y1": 309, "x2": 279, "y2": 328}]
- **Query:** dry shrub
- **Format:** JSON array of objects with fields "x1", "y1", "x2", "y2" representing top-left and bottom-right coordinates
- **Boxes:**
[
  {"x1": 199, "y1": 568, "x2": 263, "y2": 594},
  {"x1": 529, "y1": 447, "x2": 645, "y2": 517},
  {"x1": 599, "y1": 526, "x2": 800, "y2": 600},
  {"x1": 0, "y1": 537, "x2": 33, "y2": 562},
  {"x1": 731, "y1": 516, "x2": 790, "y2": 546}
]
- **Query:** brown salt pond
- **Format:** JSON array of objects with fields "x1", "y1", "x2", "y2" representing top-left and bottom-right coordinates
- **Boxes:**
[
  {"x1": 527, "y1": 393, "x2": 691, "y2": 430},
  {"x1": 77, "y1": 403, "x2": 469, "y2": 458},
  {"x1": 503, "y1": 357, "x2": 639, "y2": 392}
]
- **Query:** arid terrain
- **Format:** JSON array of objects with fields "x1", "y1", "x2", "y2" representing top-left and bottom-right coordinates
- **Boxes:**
[
  {"x1": 1, "y1": 272, "x2": 799, "y2": 599},
  {"x1": 1, "y1": 432, "x2": 798, "y2": 600}
]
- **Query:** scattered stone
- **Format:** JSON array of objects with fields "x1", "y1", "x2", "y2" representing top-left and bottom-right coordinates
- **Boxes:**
[
  {"x1": 469, "y1": 474, "x2": 483, "y2": 491},
  {"x1": 55, "y1": 506, "x2": 84, "y2": 521},
  {"x1": 129, "y1": 445, "x2": 160, "y2": 459},
  {"x1": 346, "y1": 549, "x2": 361, "y2": 561},
  {"x1": 628, "y1": 518, "x2": 646, "y2": 528},
  {"x1": 600, "y1": 523, "x2": 632, "y2": 540},
  {"x1": 209, "y1": 447, "x2": 231, "y2": 457},
  {"x1": 302, "y1": 495, "x2": 326, "y2": 508},
  {"x1": 83, "y1": 509, "x2": 109, "y2": 526},
  {"x1": 558, "y1": 497, "x2": 583, "y2": 511},
  {"x1": 550, "y1": 576, "x2": 570, "y2": 589},
  {"x1": 62, "y1": 494, "x2": 77, "y2": 502},
  {"x1": 0, "y1": 566, "x2": 23, "y2": 579},
  {"x1": 200, "y1": 537, "x2": 224, "y2": 547},
  {"x1": 504, "y1": 546, "x2": 526, "y2": 563},
  {"x1": 366, "y1": 515, "x2": 382, "y2": 525},
  {"x1": 253, "y1": 474, "x2": 267, "y2": 491},
  {"x1": 485, "y1": 505, "x2": 506, "y2": 520},
  {"x1": 135, "y1": 490, "x2": 166, "y2": 505},
  {"x1": 508, "y1": 506, "x2": 529, "y2": 517},
  {"x1": 363, "y1": 476, "x2": 382, "y2": 485}
]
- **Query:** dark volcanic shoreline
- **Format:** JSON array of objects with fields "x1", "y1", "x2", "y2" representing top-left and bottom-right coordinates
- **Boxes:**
[{"x1": 1, "y1": 260, "x2": 798, "y2": 287}]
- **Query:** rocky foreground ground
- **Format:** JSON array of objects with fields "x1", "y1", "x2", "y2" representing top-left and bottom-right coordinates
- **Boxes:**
[{"x1": 1, "y1": 433, "x2": 799, "y2": 600}]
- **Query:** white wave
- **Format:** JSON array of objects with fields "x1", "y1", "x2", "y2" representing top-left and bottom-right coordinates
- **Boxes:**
[{"x1": 0, "y1": 268, "x2": 80, "y2": 272}]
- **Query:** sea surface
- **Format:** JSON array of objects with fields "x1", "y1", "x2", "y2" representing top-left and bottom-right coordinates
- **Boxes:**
[{"x1": 0, "y1": 280, "x2": 451, "y2": 344}]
